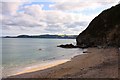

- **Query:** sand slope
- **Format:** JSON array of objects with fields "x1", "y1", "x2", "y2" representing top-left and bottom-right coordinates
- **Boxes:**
[{"x1": 6, "y1": 48, "x2": 119, "y2": 78}]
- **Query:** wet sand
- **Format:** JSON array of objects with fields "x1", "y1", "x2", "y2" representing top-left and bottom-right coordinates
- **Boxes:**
[
  {"x1": 13, "y1": 59, "x2": 69, "y2": 76},
  {"x1": 4, "y1": 48, "x2": 119, "y2": 79}
]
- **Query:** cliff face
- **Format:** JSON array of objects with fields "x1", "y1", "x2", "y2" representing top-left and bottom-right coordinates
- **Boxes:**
[{"x1": 76, "y1": 4, "x2": 120, "y2": 47}]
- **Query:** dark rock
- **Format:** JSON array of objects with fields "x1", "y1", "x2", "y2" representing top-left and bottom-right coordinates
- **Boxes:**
[
  {"x1": 38, "y1": 48, "x2": 42, "y2": 50},
  {"x1": 83, "y1": 51, "x2": 88, "y2": 53},
  {"x1": 76, "y1": 4, "x2": 120, "y2": 47},
  {"x1": 57, "y1": 44, "x2": 78, "y2": 48},
  {"x1": 83, "y1": 51, "x2": 91, "y2": 53}
]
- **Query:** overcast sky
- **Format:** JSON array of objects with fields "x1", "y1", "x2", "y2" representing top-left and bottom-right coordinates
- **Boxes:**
[{"x1": 1, "y1": 0, "x2": 119, "y2": 36}]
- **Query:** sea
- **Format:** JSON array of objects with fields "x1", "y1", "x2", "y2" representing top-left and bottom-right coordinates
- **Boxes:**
[{"x1": 2, "y1": 38, "x2": 84, "y2": 78}]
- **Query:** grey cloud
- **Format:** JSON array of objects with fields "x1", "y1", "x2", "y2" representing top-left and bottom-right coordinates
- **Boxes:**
[
  {"x1": 45, "y1": 24, "x2": 64, "y2": 32},
  {"x1": 64, "y1": 21, "x2": 88, "y2": 28},
  {"x1": 3, "y1": 1, "x2": 112, "y2": 36},
  {"x1": 1, "y1": 2, "x2": 23, "y2": 15},
  {"x1": 50, "y1": 0, "x2": 119, "y2": 11},
  {"x1": 45, "y1": 27, "x2": 63, "y2": 32}
]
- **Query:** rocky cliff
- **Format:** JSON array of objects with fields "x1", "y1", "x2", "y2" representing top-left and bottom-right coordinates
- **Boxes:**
[{"x1": 76, "y1": 4, "x2": 120, "y2": 48}]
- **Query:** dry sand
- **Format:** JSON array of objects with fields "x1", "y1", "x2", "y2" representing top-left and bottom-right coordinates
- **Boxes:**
[{"x1": 4, "y1": 48, "x2": 119, "y2": 79}]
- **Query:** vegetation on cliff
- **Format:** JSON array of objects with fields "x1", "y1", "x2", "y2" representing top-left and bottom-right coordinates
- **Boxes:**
[{"x1": 76, "y1": 4, "x2": 120, "y2": 48}]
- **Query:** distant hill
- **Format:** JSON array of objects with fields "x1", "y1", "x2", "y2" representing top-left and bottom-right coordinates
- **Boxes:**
[
  {"x1": 76, "y1": 4, "x2": 120, "y2": 47},
  {"x1": 3, "y1": 34, "x2": 78, "y2": 39}
]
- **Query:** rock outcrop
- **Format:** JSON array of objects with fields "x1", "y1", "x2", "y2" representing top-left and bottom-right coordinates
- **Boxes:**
[
  {"x1": 57, "y1": 44, "x2": 78, "y2": 48},
  {"x1": 76, "y1": 4, "x2": 120, "y2": 48}
]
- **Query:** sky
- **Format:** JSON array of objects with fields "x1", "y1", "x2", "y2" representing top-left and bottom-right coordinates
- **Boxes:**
[{"x1": 1, "y1": 0, "x2": 119, "y2": 36}]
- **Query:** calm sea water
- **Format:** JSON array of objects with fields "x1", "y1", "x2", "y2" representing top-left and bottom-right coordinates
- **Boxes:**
[{"x1": 2, "y1": 38, "x2": 83, "y2": 77}]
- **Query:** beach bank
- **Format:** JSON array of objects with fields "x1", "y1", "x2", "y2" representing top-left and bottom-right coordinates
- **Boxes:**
[{"x1": 3, "y1": 47, "x2": 118, "y2": 79}]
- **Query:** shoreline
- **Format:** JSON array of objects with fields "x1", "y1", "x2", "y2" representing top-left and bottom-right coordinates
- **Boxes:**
[
  {"x1": 12, "y1": 59, "x2": 70, "y2": 76},
  {"x1": 4, "y1": 47, "x2": 119, "y2": 79},
  {"x1": 3, "y1": 48, "x2": 83, "y2": 78},
  {"x1": 3, "y1": 59, "x2": 70, "y2": 78}
]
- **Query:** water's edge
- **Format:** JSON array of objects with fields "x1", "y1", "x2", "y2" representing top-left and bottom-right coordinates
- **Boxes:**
[{"x1": 2, "y1": 38, "x2": 84, "y2": 78}]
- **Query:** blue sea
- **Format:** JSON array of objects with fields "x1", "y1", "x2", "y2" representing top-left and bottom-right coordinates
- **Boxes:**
[{"x1": 2, "y1": 38, "x2": 83, "y2": 77}]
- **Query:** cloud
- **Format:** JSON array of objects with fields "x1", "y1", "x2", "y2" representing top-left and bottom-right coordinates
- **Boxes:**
[
  {"x1": 49, "y1": 0, "x2": 119, "y2": 11},
  {"x1": 2, "y1": 0, "x2": 119, "y2": 36},
  {"x1": 64, "y1": 21, "x2": 88, "y2": 28},
  {"x1": 2, "y1": 2, "x2": 23, "y2": 15},
  {"x1": 2, "y1": 2, "x2": 91, "y2": 35},
  {"x1": 23, "y1": 4, "x2": 45, "y2": 19}
]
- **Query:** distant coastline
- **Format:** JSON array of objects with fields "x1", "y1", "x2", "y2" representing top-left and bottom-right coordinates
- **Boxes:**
[{"x1": 2, "y1": 34, "x2": 77, "y2": 39}]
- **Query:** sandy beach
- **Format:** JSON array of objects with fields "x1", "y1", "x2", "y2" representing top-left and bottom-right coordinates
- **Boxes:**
[
  {"x1": 13, "y1": 59, "x2": 69, "y2": 76},
  {"x1": 4, "y1": 47, "x2": 119, "y2": 79}
]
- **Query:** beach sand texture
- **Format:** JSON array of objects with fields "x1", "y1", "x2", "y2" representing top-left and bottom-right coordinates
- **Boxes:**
[{"x1": 6, "y1": 48, "x2": 119, "y2": 78}]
